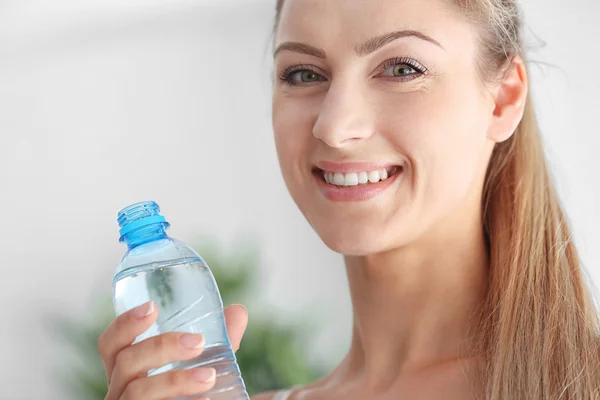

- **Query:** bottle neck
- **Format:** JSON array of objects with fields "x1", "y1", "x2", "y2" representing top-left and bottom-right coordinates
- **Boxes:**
[
  {"x1": 122, "y1": 223, "x2": 169, "y2": 250},
  {"x1": 117, "y1": 201, "x2": 171, "y2": 250}
]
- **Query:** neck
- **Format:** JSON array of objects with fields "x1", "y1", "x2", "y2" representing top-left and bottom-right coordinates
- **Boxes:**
[{"x1": 336, "y1": 207, "x2": 489, "y2": 391}]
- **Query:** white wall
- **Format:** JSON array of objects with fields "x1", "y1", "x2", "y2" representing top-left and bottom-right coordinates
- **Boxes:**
[
  {"x1": 0, "y1": 0, "x2": 598, "y2": 398},
  {"x1": 522, "y1": 0, "x2": 600, "y2": 293}
]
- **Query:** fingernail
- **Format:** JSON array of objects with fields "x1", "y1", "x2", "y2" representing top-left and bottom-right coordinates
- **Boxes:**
[
  {"x1": 191, "y1": 368, "x2": 216, "y2": 383},
  {"x1": 132, "y1": 301, "x2": 154, "y2": 319},
  {"x1": 180, "y1": 334, "x2": 205, "y2": 349}
]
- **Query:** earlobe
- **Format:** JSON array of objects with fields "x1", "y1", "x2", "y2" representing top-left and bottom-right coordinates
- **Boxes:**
[{"x1": 487, "y1": 56, "x2": 528, "y2": 143}]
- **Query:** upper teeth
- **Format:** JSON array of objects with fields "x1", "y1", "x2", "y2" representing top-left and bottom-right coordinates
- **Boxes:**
[{"x1": 323, "y1": 167, "x2": 397, "y2": 186}]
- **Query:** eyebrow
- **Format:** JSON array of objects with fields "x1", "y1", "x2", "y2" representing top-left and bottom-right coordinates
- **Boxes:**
[{"x1": 273, "y1": 30, "x2": 443, "y2": 59}]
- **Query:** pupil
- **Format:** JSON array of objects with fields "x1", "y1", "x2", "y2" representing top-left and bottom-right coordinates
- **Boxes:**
[
  {"x1": 302, "y1": 72, "x2": 316, "y2": 81},
  {"x1": 394, "y1": 66, "x2": 412, "y2": 76}
]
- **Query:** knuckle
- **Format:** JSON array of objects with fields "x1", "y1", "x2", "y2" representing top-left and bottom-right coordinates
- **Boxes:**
[
  {"x1": 153, "y1": 333, "x2": 176, "y2": 354},
  {"x1": 153, "y1": 334, "x2": 167, "y2": 353},
  {"x1": 113, "y1": 314, "x2": 128, "y2": 334},
  {"x1": 164, "y1": 371, "x2": 201, "y2": 398},
  {"x1": 115, "y1": 348, "x2": 135, "y2": 373},
  {"x1": 97, "y1": 329, "x2": 113, "y2": 360},
  {"x1": 167, "y1": 370, "x2": 185, "y2": 387}
]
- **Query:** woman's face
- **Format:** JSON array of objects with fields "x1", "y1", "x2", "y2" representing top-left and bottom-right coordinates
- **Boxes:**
[{"x1": 272, "y1": 0, "x2": 497, "y2": 255}]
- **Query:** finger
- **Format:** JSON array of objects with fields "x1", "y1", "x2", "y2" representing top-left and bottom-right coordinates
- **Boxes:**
[
  {"x1": 107, "y1": 332, "x2": 206, "y2": 400},
  {"x1": 119, "y1": 367, "x2": 216, "y2": 400},
  {"x1": 224, "y1": 304, "x2": 248, "y2": 352},
  {"x1": 98, "y1": 301, "x2": 157, "y2": 382}
]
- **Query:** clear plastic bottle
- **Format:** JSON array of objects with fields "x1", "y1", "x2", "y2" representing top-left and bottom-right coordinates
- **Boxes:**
[{"x1": 112, "y1": 201, "x2": 249, "y2": 400}]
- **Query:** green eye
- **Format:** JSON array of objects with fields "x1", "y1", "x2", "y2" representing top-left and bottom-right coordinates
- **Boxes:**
[
  {"x1": 378, "y1": 57, "x2": 426, "y2": 81},
  {"x1": 393, "y1": 65, "x2": 416, "y2": 76},
  {"x1": 298, "y1": 71, "x2": 320, "y2": 82},
  {"x1": 384, "y1": 64, "x2": 417, "y2": 77},
  {"x1": 280, "y1": 68, "x2": 324, "y2": 86}
]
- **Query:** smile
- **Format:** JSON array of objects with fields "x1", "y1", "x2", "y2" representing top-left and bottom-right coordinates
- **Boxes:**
[
  {"x1": 313, "y1": 163, "x2": 403, "y2": 202},
  {"x1": 321, "y1": 166, "x2": 400, "y2": 187}
]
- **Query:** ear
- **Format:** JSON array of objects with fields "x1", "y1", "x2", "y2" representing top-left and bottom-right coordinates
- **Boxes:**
[{"x1": 486, "y1": 56, "x2": 528, "y2": 143}]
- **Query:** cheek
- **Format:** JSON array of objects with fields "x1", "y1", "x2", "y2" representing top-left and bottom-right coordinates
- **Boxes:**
[
  {"x1": 272, "y1": 94, "x2": 316, "y2": 192},
  {"x1": 383, "y1": 79, "x2": 491, "y2": 205}
]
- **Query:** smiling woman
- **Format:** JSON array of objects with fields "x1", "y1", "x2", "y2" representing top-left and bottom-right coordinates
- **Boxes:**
[
  {"x1": 265, "y1": 0, "x2": 600, "y2": 399},
  {"x1": 92, "y1": 0, "x2": 600, "y2": 399}
]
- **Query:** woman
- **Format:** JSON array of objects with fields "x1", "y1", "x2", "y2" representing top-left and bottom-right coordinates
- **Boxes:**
[{"x1": 97, "y1": 0, "x2": 600, "y2": 399}]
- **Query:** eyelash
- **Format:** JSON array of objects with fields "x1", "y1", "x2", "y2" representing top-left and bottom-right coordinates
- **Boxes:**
[
  {"x1": 278, "y1": 57, "x2": 428, "y2": 87},
  {"x1": 277, "y1": 64, "x2": 321, "y2": 86},
  {"x1": 380, "y1": 57, "x2": 428, "y2": 80}
]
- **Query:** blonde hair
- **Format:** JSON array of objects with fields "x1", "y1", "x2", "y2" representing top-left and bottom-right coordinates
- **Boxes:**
[{"x1": 274, "y1": 0, "x2": 600, "y2": 398}]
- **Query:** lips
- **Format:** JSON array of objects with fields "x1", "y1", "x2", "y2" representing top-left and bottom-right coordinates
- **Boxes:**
[{"x1": 312, "y1": 162, "x2": 404, "y2": 202}]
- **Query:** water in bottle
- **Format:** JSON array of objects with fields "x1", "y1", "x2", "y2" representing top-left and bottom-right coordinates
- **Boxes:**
[{"x1": 112, "y1": 201, "x2": 249, "y2": 400}]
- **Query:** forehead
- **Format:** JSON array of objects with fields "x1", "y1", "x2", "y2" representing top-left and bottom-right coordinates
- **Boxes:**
[{"x1": 276, "y1": 0, "x2": 471, "y2": 51}]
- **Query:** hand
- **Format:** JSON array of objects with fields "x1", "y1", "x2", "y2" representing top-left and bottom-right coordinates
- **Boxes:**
[{"x1": 98, "y1": 302, "x2": 249, "y2": 400}]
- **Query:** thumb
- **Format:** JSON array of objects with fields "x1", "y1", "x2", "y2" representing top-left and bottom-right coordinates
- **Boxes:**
[{"x1": 224, "y1": 304, "x2": 249, "y2": 352}]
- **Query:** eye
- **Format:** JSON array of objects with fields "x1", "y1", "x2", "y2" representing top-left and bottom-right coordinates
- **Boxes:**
[
  {"x1": 292, "y1": 70, "x2": 322, "y2": 83},
  {"x1": 383, "y1": 64, "x2": 418, "y2": 77},
  {"x1": 279, "y1": 66, "x2": 326, "y2": 86},
  {"x1": 378, "y1": 57, "x2": 427, "y2": 81}
]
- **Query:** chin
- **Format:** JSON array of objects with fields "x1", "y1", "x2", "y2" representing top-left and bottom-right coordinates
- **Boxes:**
[{"x1": 315, "y1": 220, "x2": 399, "y2": 256}]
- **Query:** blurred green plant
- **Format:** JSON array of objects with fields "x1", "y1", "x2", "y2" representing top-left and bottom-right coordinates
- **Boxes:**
[{"x1": 52, "y1": 238, "x2": 324, "y2": 399}]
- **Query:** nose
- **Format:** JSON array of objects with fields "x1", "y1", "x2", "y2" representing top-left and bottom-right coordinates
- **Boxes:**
[{"x1": 312, "y1": 81, "x2": 375, "y2": 148}]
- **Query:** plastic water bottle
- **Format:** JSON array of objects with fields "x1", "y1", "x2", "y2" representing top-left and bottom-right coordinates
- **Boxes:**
[{"x1": 112, "y1": 201, "x2": 250, "y2": 400}]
